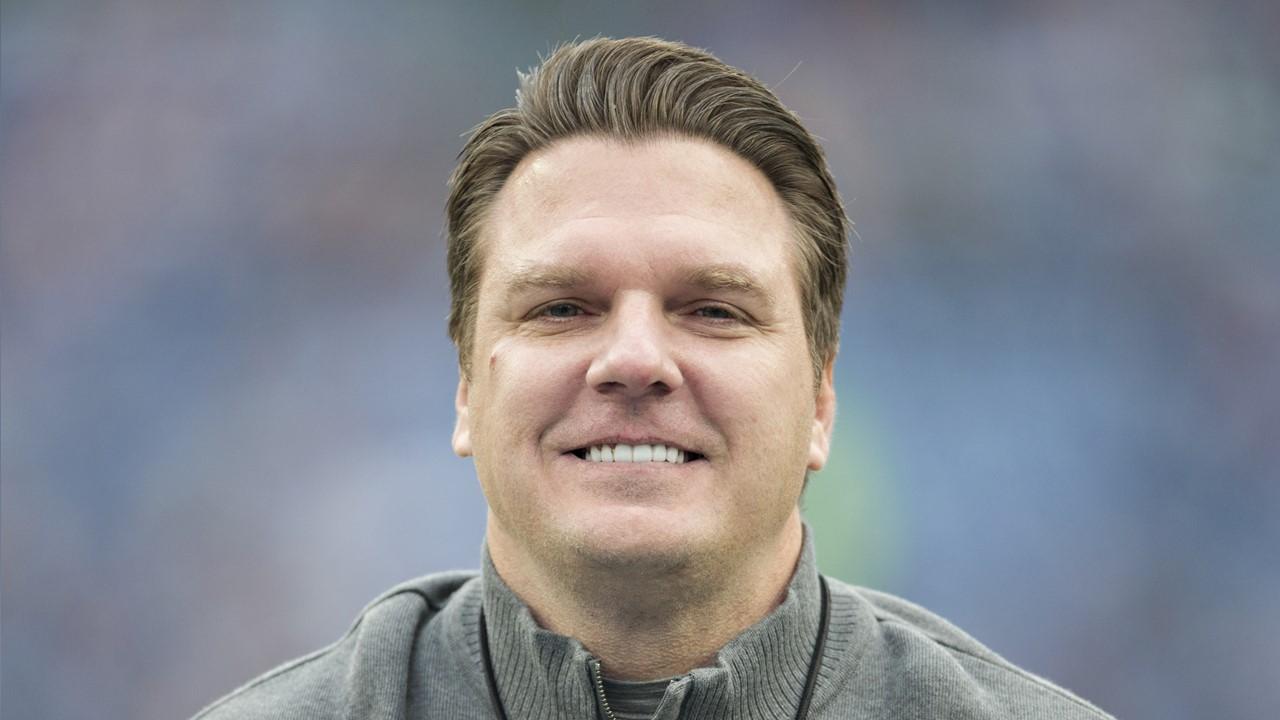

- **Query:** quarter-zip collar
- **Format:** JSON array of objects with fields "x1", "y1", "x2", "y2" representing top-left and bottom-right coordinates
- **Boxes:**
[{"x1": 472, "y1": 527, "x2": 849, "y2": 719}]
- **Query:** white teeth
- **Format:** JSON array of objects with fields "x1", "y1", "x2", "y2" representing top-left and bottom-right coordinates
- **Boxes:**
[{"x1": 581, "y1": 443, "x2": 690, "y2": 464}]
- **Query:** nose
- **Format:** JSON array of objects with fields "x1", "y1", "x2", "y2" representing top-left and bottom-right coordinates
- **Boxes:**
[{"x1": 585, "y1": 295, "x2": 684, "y2": 399}]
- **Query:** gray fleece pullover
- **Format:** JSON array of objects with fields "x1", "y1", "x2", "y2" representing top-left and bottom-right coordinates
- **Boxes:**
[{"x1": 194, "y1": 534, "x2": 1113, "y2": 719}]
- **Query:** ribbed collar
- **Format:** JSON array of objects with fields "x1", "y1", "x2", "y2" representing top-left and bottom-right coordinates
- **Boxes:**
[{"x1": 469, "y1": 528, "x2": 837, "y2": 720}]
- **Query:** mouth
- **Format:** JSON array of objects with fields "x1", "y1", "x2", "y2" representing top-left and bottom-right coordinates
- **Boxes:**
[{"x1": 567, "y1": 442, "x2": 705, "y2": 465}]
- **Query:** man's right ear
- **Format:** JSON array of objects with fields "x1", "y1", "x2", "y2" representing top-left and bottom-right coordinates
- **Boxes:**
[{"x1": 452, "y1": 374, "x2": 473, "y2": 458}]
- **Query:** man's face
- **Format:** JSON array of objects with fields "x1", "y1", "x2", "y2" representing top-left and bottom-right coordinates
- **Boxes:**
[{"x1": 453, "y1": 136, "x2": 835, "y2": 571}]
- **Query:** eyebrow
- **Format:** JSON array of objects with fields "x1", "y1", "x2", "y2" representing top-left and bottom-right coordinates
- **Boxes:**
[
  {"x1": 501, "y1": 261, "x2": 775, "y2": 304},
  {"x1": 681, "y1": 263, "x2": 776, "y2": 305},
  {"x1": 502, "y1": 264, "x2": 592, "y2": 301}
]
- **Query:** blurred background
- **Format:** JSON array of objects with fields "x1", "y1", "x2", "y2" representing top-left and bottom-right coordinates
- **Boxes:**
[{"x1": 3, "y1": 1, "x2": 1277, "y2": 718}]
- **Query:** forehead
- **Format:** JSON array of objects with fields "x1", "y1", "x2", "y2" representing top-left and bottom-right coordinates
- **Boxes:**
[
  {"x1": 479, "y1": 135, "x2": 796, "y2": 285},
  {"x1": 502, "y1": 135, "x2": 782, "y2": 219}
]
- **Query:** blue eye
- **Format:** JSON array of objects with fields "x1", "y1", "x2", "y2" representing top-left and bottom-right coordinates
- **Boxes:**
[
  {"x1": 695, "y1": 306, "x2": 737, "y2": 321},
  {"x1": 542, "y1": 303, "x2": 582, "y2": 318}
]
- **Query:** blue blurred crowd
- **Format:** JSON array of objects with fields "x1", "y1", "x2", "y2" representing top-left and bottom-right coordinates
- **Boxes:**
[{"x1": 2, "y1": 2, "x2": 1276, "y2": 718}]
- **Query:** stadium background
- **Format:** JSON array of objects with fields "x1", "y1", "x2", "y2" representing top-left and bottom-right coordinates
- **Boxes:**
[{"x1": 3, "y1": 1, "x2": 1277, "y2": 718}]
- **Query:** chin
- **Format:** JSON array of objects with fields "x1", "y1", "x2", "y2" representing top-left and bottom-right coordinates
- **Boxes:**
[{"x1": 558, "y1": 508, "x2": 714, "y2": 575}]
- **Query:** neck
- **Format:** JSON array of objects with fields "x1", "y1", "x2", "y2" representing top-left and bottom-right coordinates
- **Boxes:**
[{"x1": 486, "y1": 511, "x2": 805, "y2": 680}]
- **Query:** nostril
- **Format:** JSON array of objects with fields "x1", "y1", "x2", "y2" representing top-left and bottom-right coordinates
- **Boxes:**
[{"x1": 594, "y1": 380, "x2": 673, "y2": 396}]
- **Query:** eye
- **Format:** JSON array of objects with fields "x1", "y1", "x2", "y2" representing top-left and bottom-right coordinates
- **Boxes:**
[
  {"x1": 539, "y1": 302, "x2": 583, "y2": 319},
  {"x1": 693, "y1": 305, "x2": 742, "y2": 322}
]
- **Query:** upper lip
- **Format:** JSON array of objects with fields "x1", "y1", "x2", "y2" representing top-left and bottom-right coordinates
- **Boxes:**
[{"x1": 565, "y1": 436, "x2": 699, "y2": 455}]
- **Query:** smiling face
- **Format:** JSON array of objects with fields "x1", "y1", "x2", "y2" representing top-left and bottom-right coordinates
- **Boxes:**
[{"x1": 453, "y1": 136, "x2": 836, "y2": 575}]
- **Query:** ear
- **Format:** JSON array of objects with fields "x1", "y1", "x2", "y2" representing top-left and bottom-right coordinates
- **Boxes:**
[
  {"x1": 452, "y1": 373, "x2": 473, "y2": 458},
  {"x1": 807, "y1": 354, "x2": 837, "y2": 471}
]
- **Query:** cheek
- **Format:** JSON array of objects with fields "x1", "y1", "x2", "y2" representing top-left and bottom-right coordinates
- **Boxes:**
[
  {"x1": 475, "y1": 339, "x2": 578, "y2": 438},
  {"x1": 691, "y1": 346, "x2": 808, "y2": 426},
  {"x1": 485, "y1": 334, "x2": 509, "y2": 379},
  {"x1": 466, "y1": 343, "x2": 504, "y2": 441},
  {"x1": 698, "y1": 350, "x2": 814, "y2": 483},
  {"x1": 481, "y1": 335, "x2": 516, "y2": 387}
]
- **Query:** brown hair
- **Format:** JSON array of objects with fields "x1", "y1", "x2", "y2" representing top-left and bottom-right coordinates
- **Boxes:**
[{"x1": 446, "y1": 37, "x2": 849, "y2": 382}]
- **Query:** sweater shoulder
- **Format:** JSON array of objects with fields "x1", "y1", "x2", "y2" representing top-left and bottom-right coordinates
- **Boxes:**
[
  {"x1": 191, "y1": 570, "x2": 479, "y2": 720},
  {"x1": 827, "y1": 579, "x2": 1113, "y2": 720}
]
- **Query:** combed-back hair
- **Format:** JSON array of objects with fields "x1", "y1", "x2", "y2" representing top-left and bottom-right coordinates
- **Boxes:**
[{"x1": 446, "y1": 37, "x2": 849, "y2": 382}]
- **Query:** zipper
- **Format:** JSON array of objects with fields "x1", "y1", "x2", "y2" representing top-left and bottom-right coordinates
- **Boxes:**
[{"x1": 590, "y1": 658, "x2": 620, "y2": 720}]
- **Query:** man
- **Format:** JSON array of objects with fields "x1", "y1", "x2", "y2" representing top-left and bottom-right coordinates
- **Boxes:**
[{"x1": 196, "y1": 37, "x2": 1112, "y2": 719}]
